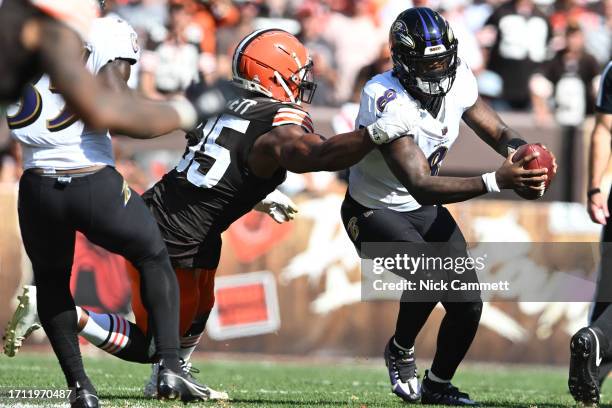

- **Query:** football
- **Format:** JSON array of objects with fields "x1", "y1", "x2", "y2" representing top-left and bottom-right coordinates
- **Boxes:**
[{"x1": 511, "y1": 143, "x2": 556, "y2": 200}]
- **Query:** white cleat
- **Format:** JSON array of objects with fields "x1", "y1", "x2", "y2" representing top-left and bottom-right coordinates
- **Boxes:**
[
  {"x1": 143, "y1": 360, "x2": 229, "y2": 401},
  {"x1": 3, "y1": 285, "x2": 41, "y2": 357}
]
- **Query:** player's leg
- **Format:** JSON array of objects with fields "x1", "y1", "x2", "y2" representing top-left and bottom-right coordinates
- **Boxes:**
[
  {"x1": 589, "y1": 194, "x2": 612, "y2": 386},
  {"x1": 17, "y1": 171, "x2": 97, "y2": 406},
  {"x1": 420, "y1": 206, "x2": 480, "y2": 406},
  {"x1": 341, "y1": 194, "x2": 432, "y2": 402},
  {"x1": 77, "y1": 167, "x2": 208, "y2": 401},
  {"x1": 180, "y1": 268, "x2": 216, "y2": 361},
  {"x1": 74, "y1": 306, "x2": 152, "y2": 363}
]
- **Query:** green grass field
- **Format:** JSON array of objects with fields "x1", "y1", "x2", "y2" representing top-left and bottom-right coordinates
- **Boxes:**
[{"x1": 0, "y1": 353, "x2": 610, "y2": 407}]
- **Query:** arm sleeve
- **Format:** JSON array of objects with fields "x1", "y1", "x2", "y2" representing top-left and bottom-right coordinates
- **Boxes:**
[
  {"x1": 86, "y1": 17, "x2": 141, "y2": 75},
  {"x1": 596, "y1": 62, "x2": 612, "y2": 114}
]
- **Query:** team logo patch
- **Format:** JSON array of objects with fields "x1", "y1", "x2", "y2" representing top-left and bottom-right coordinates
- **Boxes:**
[
  {"x1": 121, "y1": 180, "x2": 131, "y2": 206},
  {"x1": 391, "y1": 20, "x2": 415, "y2": 49},
  {"x1": 376, "y1": 89, "x2": 397, "y2": 112},
  {"x1": 130, "y1": 32, "x2": 139, "y2": 53},
  {"x1": 347, "y1": 216, "x2": 359, "y2": 241}
]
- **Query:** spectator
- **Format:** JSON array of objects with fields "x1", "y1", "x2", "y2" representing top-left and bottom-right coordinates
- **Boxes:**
[
  {"x1": 482, "y1": 0, "x2": 552, "y2": 110},
  {"x1": 441, "y1": 0, "x2": 485, "y2": 73},
  {"x1": 321, "y1": 0, "x2": 386, "y2": 102},
  {"x1": 530, "y1": 23, "x2": 600, "y2": 127},
  {"x1": 139, "y1": 0, "x2": 203, "y2": 99},
  {"x1": 586, "y1": 0, "x2": 612, "y2": 65},
  {"x1": 297, "y1": 3, "x2": 338, "y2": 105}
]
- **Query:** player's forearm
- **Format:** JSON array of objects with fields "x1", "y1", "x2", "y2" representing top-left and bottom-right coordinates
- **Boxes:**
[
  {"x1": 589, "y1": 118, "x2": 612, "y2": 189},
  {"x1": 94, "y1": 92, "x2": 183, "y2": 139},
  {"x1": 406, "y1": 175, "x2": 487, "y2": 205},
  {"x1": 280, "y1": 129, "x2": 375, "y2": 173}
]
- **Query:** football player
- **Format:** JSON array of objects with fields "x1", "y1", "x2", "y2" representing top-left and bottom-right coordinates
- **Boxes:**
[
  {"x1": 340, "y1": 8, "x2": 554, "y2": 405},
  {"x1": 2, "y1": 7, "x2": 219, "y2": 407},
  {"x1": 0, "y1": 0, "x2": 229, "y2": 136},
  {"x1": 569, "y1": 60, "x2": 612, "y2": 406}
]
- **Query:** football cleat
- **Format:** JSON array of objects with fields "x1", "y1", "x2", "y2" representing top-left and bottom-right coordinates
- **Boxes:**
[
  {"x1": 143, "y1": 362, "x2": 160, "y2": 398},
  {"x1": 384, "y1": 337, "x2": 420, "y2": 402},
  {"x1": 153, "y1": 359, "x2": 229, "y2": 402},
  {"x1": 3, "y1": 285, "x2": 41, "y2": 357},
  {"x1": 569, "y1": 327, "x2": 606, "y2": 406},
  {"x1": 69, "y1": 381, "x2": 99, "y2": 408},
  {"x1": 421, "y1": 370, "x2": 477, "y2": 406}
]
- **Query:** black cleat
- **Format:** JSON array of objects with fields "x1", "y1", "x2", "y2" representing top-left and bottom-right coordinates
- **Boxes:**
[
  {"x1": 157, "y1": 360, "x2": 212, "y2": 403},
  {"x1": 421, "y1": 370, "x2": 477, "y2": 406},
  {"x1": 569, "y1": 327, "x2": 606, "y2": 406},
  {"x1": 384, "y1": 337, "x2": 420, "y2": 402},
  {"x1": 69, "y1": 381, "x2": 99, "y2": 408}
]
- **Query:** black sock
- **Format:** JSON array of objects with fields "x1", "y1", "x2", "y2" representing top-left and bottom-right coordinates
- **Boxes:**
[
  {"x1": 394, "y1": 301, "x2": 437, "y2": 349},
  {"x1": 430, "y1": 301, "x2": 482, "y2": 380},
  {"x1": 36, "y1": 275, "x2": 90, "y2": 387},
  {"x1": 134, "y1": 248, "x2": 181, "y2": 372}
]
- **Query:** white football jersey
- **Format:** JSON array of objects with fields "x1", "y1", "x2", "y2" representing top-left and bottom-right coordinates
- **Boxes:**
[
  {"x1": 8, "y1": 16, "x2": 140, "y2": 171},
  {"x1": 349, "y1": 60, "x2": 478, "y2": 212}
]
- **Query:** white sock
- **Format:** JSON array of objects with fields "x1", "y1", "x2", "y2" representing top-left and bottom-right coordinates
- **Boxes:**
[
  {"x1": 393, "y1": 338, "x2": 415, "y2": 353},
  {"x1": 179, "y1": 333, "x2": 204, "y2": 361},
  {"x1": 428, "y1": 370, "x2": 451, "y2": 383},
  {"x1": 76, "y1": 306, "x2": 130, "y2": 354}
]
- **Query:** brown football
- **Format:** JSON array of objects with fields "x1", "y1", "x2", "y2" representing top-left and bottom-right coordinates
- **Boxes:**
[{"x1": 511, "y1": 143, "x2": 555, "y2": 200}]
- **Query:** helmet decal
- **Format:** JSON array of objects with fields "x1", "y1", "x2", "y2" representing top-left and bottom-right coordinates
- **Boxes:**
[
  {"x1": 391, "y1": 20, "x2": 415, "y2": 49},
  {"x1": 448, "y1": 26, "x2": 455, "y2": 43}
]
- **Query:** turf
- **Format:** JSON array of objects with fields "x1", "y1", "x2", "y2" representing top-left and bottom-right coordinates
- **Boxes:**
[{"x1": 0, "y1": 353, "x2": 610, "y2": 407}]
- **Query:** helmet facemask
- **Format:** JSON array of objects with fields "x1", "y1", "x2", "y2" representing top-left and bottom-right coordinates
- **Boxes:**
[
  {"x1": 393, "y1": 43, "x2": 458, "y2": 97},
  {"x1": 296, "y1": 61, "x2": 317, "y2": 104}
]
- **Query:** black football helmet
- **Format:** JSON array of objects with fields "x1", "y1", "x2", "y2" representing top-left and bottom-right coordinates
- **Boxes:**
[{"x1": 390, "y1": 7, "x2": 458, "y2": 97}]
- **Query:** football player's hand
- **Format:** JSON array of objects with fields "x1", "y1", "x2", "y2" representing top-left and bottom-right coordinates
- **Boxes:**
[
  {"x1": 178, "y1": 80, "x2": 238, "y2": 128},
  {"x1": 495, "y1": 151, "x2": 548, "y2": 190},
  {"x1": 366, "y1": 99, "x2": 420, "y2": 144},
  {"x1": 588, "y1": 191, "x2": 609, "y2": 225},
  {"x1": 254, "y1": 189, "x2": 298, "y2": 224}
]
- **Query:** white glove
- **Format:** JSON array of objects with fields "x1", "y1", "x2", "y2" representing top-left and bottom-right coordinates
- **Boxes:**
[
  {"x1": 254, "y1": 189, "x2": 298, "y2": 224},
  {"x1": 366, "y1": 99, "x2": 420, "y2": 144}
]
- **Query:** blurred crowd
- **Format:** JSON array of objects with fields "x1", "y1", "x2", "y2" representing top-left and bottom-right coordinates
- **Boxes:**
[{"x1": 104, "y1": 0, "x2": 611, "y2": 119}]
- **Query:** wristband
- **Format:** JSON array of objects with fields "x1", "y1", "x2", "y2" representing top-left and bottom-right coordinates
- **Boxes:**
[
  {"x1": 482, "y1": 172, "x2": 501, "y2": 193},
  {"x1": 366, "y1": 123, "x2": 386, "y2": 144},
  {"x1": 588, "y1": 188, "x2": 601, "y2": 199},
  {"x1": 169, "y1": 99, "x2": 198, "y2": 130}
]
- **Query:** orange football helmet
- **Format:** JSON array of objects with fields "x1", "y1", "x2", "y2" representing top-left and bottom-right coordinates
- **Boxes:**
[{"x1": 232, "y1": 29, "x2": 317, "y2": 104}]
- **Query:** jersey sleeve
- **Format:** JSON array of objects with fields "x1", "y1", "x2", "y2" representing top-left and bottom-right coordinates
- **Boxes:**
[
  {"x1": 596, "y1": 62, "x2": 612, "y2": 114},
  {"x1": 355, "y1": 75, "x2": 405, "y2": 129},
  {"x1": 86, "y1": 17, "x2": 141, "y2": 75},
  {"x1": 272, "y1": 106, "x2": 314, "y2": 133}
]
